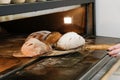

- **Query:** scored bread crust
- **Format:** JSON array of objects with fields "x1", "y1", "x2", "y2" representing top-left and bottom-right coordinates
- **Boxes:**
[
  {"x1": 56, "y1": 32, "x2": 85, "y2": 50},
  {"x1": 13, "y1": 38, "x2": 52, "y2": 57},
  {"x1": 25, "y1": 30, "x2": 51, "y2": 42}
]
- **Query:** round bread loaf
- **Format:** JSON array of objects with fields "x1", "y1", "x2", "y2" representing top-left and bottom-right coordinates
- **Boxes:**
[
  {"x1": 13, "y1": 38, "x2": 52, "y2": 57},
  {"x1": 56, "y1": 32, "x2": 85, "y2": 50},
  {"x1": 25, "y1": 30, "x2": 51, "y2": 42},
  {"x1": 45, "y1": 32, "x2": 62, "y2": 46}
]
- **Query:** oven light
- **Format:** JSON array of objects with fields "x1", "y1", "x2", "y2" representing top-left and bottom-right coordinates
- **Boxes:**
[{"x1": 64, "y1": 17, "x2": 72, "y2": 24}]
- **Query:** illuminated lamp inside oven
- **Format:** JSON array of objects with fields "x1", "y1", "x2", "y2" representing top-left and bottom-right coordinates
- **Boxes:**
[{"x1": 64, "y1": 16, "x2": 72, "y2": 24}]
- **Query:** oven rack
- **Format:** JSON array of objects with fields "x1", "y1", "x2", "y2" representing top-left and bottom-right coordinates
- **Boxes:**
[{"x1": 0, "y1": 0, "x2": 95, "y2": 16}]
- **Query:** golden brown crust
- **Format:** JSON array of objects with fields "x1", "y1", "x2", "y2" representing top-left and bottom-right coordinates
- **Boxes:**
[
  {"x1": 13, "y1": 38, "x2": 52, "y2": 58},
  {"x1": 45, "y1": 32, "x2": 62, "y2": 45}
]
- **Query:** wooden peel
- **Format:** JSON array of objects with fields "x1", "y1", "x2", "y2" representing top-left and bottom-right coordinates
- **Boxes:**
[
  {"x1": 13, "y1": 44, "x2": 115, "y2": 58},
  {"x1": 42, "y1": 44, "x2": 115, "y2": 56},
  {"x1": 43, "y1": 44, "x2": 115, "y2": 57},
  {"x1": 83, "y1": 44, "x2": 115, "y2": 50}
]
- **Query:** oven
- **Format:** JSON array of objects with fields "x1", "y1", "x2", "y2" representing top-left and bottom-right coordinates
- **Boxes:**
[{"x1": 0, "y1": 0, "x2": 120, "y2": 80}]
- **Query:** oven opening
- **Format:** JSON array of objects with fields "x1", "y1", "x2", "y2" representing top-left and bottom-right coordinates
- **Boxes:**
[{"x1": 0, "y1": 3, "x2": 94, "y2": 38}]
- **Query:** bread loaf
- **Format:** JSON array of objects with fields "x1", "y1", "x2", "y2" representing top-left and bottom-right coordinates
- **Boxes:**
[
  {"x1": 45, "y1": 32, "x2": 62, "y2": 46},
  {"x1": 25, "y1": 30, "x2": 51, "y2": 42},
  {"x1": 13, "y1": 38, "x2": 52, "y2": 57},
  {"x1": 56, "y1": 32, "x2": 85, "y2": 50}
]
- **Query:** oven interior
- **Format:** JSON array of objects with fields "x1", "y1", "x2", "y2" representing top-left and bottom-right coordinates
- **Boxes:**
[
  {"x1": 0, "y1": 2, "x2": 119, "y2": 80},
  {"x1": 0, "y1": 3, "x2": 94, "y2": 36}
]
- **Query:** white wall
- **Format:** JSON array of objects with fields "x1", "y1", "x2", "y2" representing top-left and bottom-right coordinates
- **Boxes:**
[{"x1": 96, "y1": 0, "x2": 120, "y2": 38}]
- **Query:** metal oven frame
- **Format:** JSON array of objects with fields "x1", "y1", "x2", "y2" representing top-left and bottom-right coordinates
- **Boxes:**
[{"x1": 0, "y1": 0, "x2": 117, "y2": 80}]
